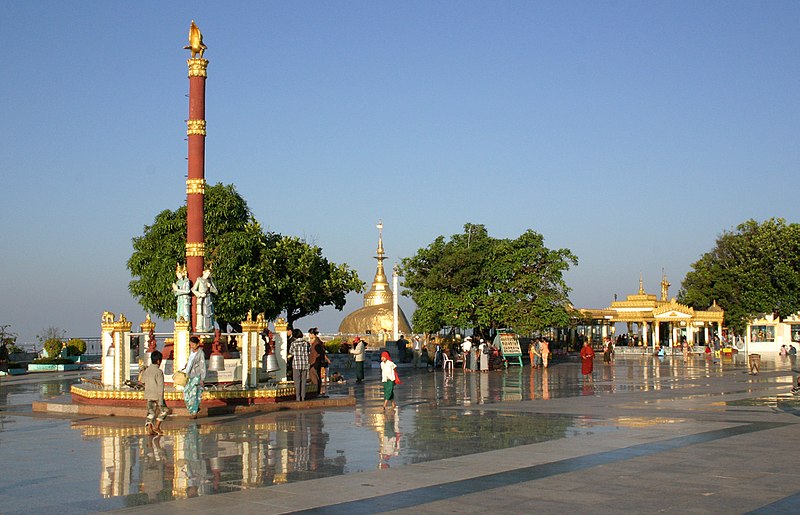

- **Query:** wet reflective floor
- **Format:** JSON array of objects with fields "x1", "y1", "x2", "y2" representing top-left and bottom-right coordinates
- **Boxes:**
[{"x1": 0, "y1": 354, "x2": 797, "y2": 514}]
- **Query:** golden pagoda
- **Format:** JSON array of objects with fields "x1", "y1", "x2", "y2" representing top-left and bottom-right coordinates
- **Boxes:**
[{"x1": 338, "y1": 221, "x2": 412, "y2": 344}]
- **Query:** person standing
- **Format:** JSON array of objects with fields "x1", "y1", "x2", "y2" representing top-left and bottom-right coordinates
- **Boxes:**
[
  {"x1": 532, "y1": 339, "x2": 542, "y2": 368},
  {"x1": 380, "y1": 351, "x2": 398, "y2": 410},
  {"x1": 461, "y1": 337, "x2": 473, "y2": 371},
  {"x1": 182, "y1": 336, "x2": 206, "y2": 419},
  {"x1": 412, "y1": 336, "x2": 422, "y2": 368},
  {"x1": 142, "y1": 350, "x2": 168, "y2": 435},
  {"x1": 308, "y1": 328, "x2": 329, "y2": 396},
  {"x1": 349, "y1": 336, "x2": 365, "y2": 383},
  {"x1": 479, "y1": 339, "x2": 489, "y2": 372},
  {"x1": 396, "y1": 334, "x2": 408, "y2": 363},
  {"x1": 289, "y1": 328, "x2": 311, "y2": 401},
  {"x1": 580, "y1": 340, "x2": 595, "y2": 382},
  {"x1": 603, "y1": 338, "x2": 613, "y2": 364}
]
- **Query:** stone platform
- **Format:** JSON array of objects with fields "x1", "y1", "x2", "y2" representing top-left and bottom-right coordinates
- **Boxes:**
[{"x1": 5, "y1": 354, "x2": 800, "y2": 514}]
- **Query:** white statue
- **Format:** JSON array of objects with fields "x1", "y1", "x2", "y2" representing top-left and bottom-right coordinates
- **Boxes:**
[
  {"x1": 172, "y1": 264, "x2": 191, "y2": 322},
  {"x1": 192, "y1": 268, "x2": 218, "y2": 332}
]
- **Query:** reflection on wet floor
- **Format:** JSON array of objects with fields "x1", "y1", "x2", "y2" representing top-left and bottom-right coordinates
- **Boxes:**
[{"x1": 0, "y1": 356, "x2": 796, "y2": 513}]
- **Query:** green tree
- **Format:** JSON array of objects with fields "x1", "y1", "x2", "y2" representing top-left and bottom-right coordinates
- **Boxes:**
[
  {"x1": 43, "y1": 338, "x2": 63, "y2": 358},
  {"x1": 66, "y1": 338, "x2": 87, "y2": 356},
  {"x1": 678, "y1": 218, "x2": 800, "y2": 334},
  {"x1": 400, "y1": 223, "x2": 577, "y2": 337},
  {"x1": 127, "y1": 183, "x2": 363, "y2": 328},
  {"x1": 0, "y1": 324, "x2": 17, "y2": 346},
  {"x1": 263, "y1": 236, "x2": 364, "y2": 329}
]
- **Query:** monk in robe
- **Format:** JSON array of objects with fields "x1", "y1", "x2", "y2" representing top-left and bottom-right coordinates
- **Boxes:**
[{"x1": 580, "y1": 341, "x2": 595, "y2": 381}]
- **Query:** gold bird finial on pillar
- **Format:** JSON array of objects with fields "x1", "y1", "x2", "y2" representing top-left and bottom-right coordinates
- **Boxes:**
[{"x1": 184, "y1": 20, "x2": 207, "y2": 58}]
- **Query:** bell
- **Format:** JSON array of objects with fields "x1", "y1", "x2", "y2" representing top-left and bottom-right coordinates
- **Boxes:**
[
  {"x1": 266, "y1": 353, "x2": 279, "y2": 372},
  {"x1": 106, "y1": 343, "x2": 115, "y2": 357},
  {"x1": 208, "y1": 353, "x2": 225, "y2": 372},
  {"x1": 144, "y1": 351, "x2": 152, "y2": 367}
]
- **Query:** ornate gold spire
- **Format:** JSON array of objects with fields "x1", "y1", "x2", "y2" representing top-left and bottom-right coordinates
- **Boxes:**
[
  {"x1": 363, "y1": 220, "x2": 393, "y2": 307},
  {"x1": 638, "y1": 272, "x2": 644, "y2": 295}
]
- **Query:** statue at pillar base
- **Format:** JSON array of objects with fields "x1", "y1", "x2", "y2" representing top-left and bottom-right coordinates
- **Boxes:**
[
  {"x1": 192, "y1": 268, "x2": 218, "y2": 332},
  {"x1": 172, "y1": 263, "x2": 192, "y2": 323}
]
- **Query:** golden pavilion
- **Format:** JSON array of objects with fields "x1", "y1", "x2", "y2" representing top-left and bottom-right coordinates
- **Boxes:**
[{"x1": 574, "y1": 273, "x2": 724, "y2": 348}]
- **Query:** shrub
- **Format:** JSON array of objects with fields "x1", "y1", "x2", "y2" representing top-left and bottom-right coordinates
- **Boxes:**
[
  {"x1": 43, "y1": 338, "x2": 64, "y2": 358},
  {"x1": 324, "y1": 338, "x2": 343, "y2": 354},
  {"x1": 31, "y1": 357, "x2": 74, "y2": 365},
  {"x1": 8, "y1": 362, "x2": 24, "y2": 369},
  {"x1": 66, "y1": 338, "x2": 87, "y2": 356}
]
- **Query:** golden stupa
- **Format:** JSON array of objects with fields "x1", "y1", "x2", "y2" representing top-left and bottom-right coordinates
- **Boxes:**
[{"x1": 338, "y1": 222, "x2": 412, "y2": 342}]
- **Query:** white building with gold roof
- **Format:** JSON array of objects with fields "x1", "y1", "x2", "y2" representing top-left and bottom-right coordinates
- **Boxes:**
[{"x1": 576, "y1": 273, "x2": 724, "y2": 348}]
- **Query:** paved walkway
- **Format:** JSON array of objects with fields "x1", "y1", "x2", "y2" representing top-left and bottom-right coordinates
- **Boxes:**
[{"x1": 3, "y1": 354, "x2": 800, "y2": 514}]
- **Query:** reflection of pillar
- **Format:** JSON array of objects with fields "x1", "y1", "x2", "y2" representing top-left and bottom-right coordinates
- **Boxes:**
[
  {"x1": 99, "y1": 435, "x2": 133, "y2": 498},
  {"x1": 273, "y1": 430, "x2": 290, "y2": 484},
  {"x1": 172, "y1": 432, "x2": 189, "y2": 497},
  {"x1": 185, "y1": 44, "x2": 209, "y2": 330},
  {"x1": 241, "y1": 439, "x2": 267, "y2": 488},
  {"x1": 273, "y1": 318, "x2": 289, "y2": 382}
]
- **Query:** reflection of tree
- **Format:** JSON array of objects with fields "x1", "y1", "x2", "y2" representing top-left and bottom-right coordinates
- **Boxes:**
[
  {"x1": 40, "y1": 381, "x2": 69, "y2": 398},
  {"x1": 405, "y1": 409, "x2": 572, "y2": 462}
]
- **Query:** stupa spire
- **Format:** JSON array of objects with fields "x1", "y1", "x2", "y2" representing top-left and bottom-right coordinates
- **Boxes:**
[{"x1": 364, "y1": 220, "x2": 393, "y2": 307}]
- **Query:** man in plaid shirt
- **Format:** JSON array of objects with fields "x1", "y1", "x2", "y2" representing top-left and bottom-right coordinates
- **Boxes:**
[{"x1": 289, "y1": 328, "x2": 311, "y2": 401}]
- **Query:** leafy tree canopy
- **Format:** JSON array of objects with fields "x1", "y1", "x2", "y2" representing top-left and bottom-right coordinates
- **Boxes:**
[
  {"x1": 399, "y1": 223, "x2": 578, "y2": 337},
  {"x1": 678, "y1": 218, "x2": 800, "y2": 334},
  {"x1": 127, "y1": 183, "x2": 363, "y2": 329}
]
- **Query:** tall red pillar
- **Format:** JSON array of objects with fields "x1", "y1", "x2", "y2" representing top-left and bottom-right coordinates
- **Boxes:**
[{"x1": 185, "y1": 29, "x2": 209, "y2": 333}]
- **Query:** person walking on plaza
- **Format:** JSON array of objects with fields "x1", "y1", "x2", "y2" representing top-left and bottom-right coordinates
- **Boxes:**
[
  {"x1": 540, "y1": 339, "x2": 550, "y2": 368},
  {"x1": 182, "y1": 336, "x2": 206, "y2": 419},
  {"x1": 380, "y1": 351, "x2": 398, "y2": 410},
  {"x1": 580, "y1": 340, "x2": 595, "y2": 382},
  {"x1": 142, "y1": 350, "x2": 168, "y2": 435},
  {"x1": 289, "y1": 328, "x2": 311, "y2": 401},
  {"x1": 349, "y1": 336, "x2": 365, "y2": 383}
]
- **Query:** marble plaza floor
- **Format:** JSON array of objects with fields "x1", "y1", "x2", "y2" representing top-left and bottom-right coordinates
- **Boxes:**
[{"x1": 3, "y1": 353, "x2": 800, "y2": 514}]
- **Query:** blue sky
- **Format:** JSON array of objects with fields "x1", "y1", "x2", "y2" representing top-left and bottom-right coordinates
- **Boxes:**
[{"x1": 1, "y1": 2, "x2": 798, "y2": 345}]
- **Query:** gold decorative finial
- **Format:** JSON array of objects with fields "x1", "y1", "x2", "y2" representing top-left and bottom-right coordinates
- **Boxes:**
[
  {"x1": 660, "y1": 269, "x2": 670, "y2": 301},
  {"x1": 376, "y1": 219, "x2": 385, "y2": 258},
  {"x1": 638, "y1": 272, "x2": 644, "y2": 294},
  {"x1": 184, "y1": 20, "x2": 207, "y2": 58},
  {"x1": 364, "y1": 221, "x2": 392, "y2": 307}
]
